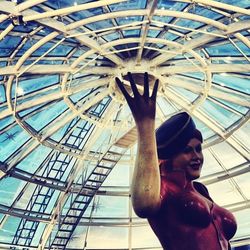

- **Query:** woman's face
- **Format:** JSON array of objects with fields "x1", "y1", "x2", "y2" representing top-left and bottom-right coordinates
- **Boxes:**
[{"x1": 171, "y1": 138, "x2": 204, "y2": 180}]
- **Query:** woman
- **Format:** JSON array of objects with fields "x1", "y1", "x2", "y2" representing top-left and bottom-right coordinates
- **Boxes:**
[{"x1": 115, "y1": 72, "x2": 237, "y2": 250}]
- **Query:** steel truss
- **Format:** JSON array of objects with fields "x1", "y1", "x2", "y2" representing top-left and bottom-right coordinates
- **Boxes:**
[{"x1": 10, "y1": 97, "x2": 111, "y2": 248}]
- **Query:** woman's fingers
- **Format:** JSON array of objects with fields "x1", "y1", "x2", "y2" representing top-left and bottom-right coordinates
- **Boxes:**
[
  {"x1": 128, "y1": 72, "x2": 140, "y2": 97},
  {"x1": 115, "y1": 77, "x2": 131, "y2": 101},
  {"x1": 116, "y1": 72, "x2": 159, "y2": 102},
  {"x1": 151, "y1": 79, "x2": 159, "y2": 101},
  {"x1": 143, "y1": 72, "x2": 149, "y2": 98}
]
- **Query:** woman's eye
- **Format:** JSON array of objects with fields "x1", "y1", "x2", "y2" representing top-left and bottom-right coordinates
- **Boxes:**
[
  {"x1": 195, "y1": 145, "x2": 202, "y2": 153},
  {"x1": 183, "y1": 146, "x2": 193, "y2": 154},
  {"x1": 183, "y1": 145, "x2": 202, "y2": 154}
]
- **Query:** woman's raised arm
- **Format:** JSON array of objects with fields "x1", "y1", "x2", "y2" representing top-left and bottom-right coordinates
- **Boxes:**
[{"x1": 116, "y1": 72, "x2": 161, "y2": 218}]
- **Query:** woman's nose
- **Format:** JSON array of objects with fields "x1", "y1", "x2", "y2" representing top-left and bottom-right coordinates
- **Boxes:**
[{"x1": 191, "y1": 148, "x2": 202, "y2": 159}]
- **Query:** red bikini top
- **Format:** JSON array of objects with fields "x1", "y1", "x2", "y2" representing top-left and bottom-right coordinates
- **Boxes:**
[{"x1": 160, "y1": 175, "x2": 237, "y2": 240}]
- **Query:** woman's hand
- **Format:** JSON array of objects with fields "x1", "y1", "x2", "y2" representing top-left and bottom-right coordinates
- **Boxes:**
[{"x1": 115, "y1": 72, "x2": 159, "y2": 125}]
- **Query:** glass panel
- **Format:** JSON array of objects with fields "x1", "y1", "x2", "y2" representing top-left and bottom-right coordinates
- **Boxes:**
[
  {"x1": 0, "y1": 0, "x2": 249, "y2": 249},
  {"x1": 69, "y1": 225, "x2": 128, "y2": 248},
  {"x1": 233, "y1": 209, "x2": 250, "y2": 239},
  {"x1": 199, "y1": 99, "x2": 242, "y2": 128},
  {"x1": 0, "y1": 216, "x2": 21, "y2": 244},
  {"x1": 132, "y1": 224, "x2": 161, "y2": 248},
  {"x1": 0, "y1": 178, "x2": 26, "y2": 206},
  {"x1": 208, "y1": 180, "x2": 243, "y2": 207},
  {"x1": 0, "y1": 36, "x2": 22, "y2": 57},
  {"x1": 0, "y1": 126, "x2": 31, "y2": 161}
]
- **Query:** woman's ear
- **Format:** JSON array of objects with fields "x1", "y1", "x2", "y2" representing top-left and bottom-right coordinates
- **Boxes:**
[{"x1": 159, "y1": 159, "x2": 169, "y2": 176}]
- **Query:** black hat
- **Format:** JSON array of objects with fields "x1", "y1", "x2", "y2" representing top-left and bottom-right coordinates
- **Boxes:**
[{"x1": 156, "y1": 112, "x2": 203, "y2": 159}]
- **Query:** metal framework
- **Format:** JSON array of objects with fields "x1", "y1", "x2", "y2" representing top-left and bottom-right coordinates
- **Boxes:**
[
  {"x1": 8, "y1": 98, "x2": 111, "y2": 248},
  {"x1": 0, "y1": 0, "x2": 249, "y2": 249}
]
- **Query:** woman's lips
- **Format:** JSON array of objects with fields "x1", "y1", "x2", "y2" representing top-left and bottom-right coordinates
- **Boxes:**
[{"x1": 189, "y1": 163, "x2": 201, "y2": 170}]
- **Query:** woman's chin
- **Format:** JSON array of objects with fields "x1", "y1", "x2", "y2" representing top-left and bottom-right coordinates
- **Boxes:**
[{"x1": 186, "y1": 169, "x2": 201, "y2": 180}]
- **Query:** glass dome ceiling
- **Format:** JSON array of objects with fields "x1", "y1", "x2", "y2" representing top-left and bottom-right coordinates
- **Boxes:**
[{"x1": 0, "y1": 0, "x2": 249, "y2": 249}]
